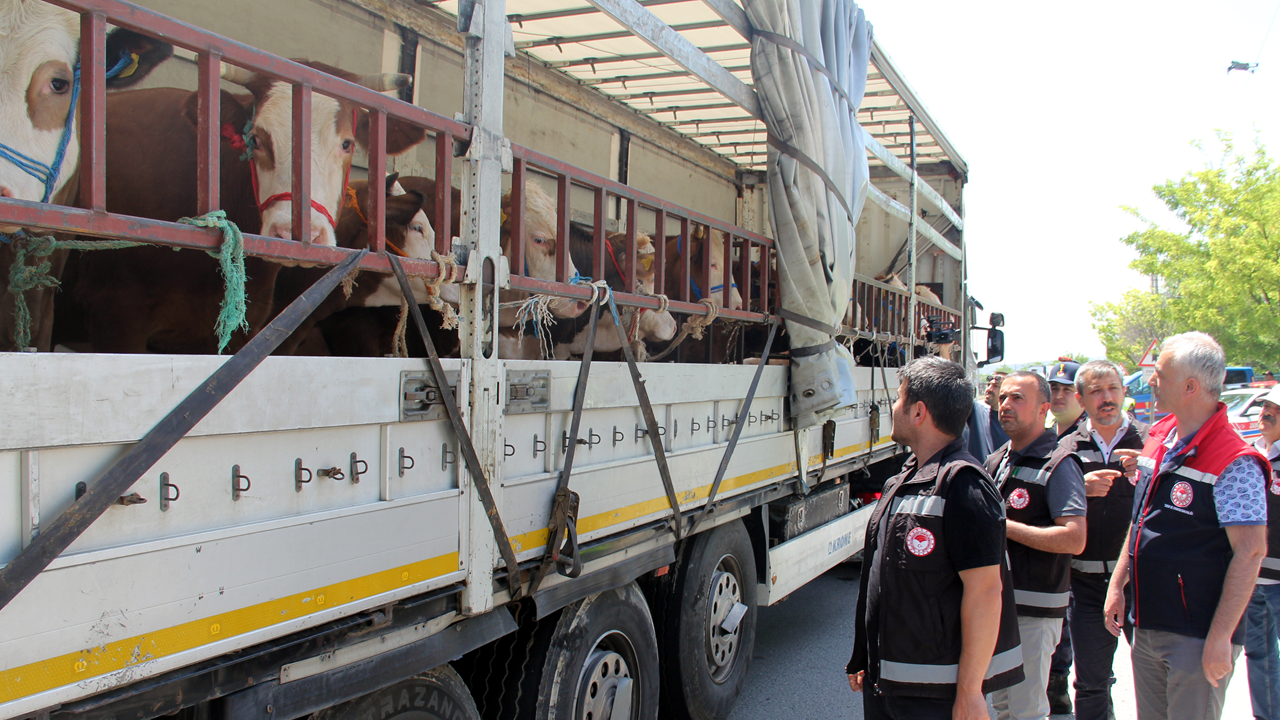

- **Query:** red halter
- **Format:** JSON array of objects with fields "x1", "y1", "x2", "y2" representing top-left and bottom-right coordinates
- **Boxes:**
[{"x1": 223, "y1": 108, "x2": 356, "y2": 236}]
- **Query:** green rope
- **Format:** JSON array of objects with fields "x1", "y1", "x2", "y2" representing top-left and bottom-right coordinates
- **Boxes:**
[
  {"x1": 3, "y1": 232, "x2": 143, "y2": 349},
  {"x1": 177, "y1": 211, "x2": 247, "y2": 354}
]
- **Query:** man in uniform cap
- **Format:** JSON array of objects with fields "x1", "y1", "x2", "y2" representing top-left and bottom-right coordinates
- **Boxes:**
[
  {"x1": 1046, "y1": 359, "x2": 1085, "y2": 712},
  {"x1": 1245, "y1": 385, "x2": 1280, "y2": 719}
]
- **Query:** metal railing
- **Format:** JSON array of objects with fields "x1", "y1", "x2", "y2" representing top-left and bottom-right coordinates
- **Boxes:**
[{"x1": 0, "y1": 0, "x2": 963, "y2": 356}]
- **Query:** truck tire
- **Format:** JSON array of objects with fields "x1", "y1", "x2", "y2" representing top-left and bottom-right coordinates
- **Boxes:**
[
  {"x1": 312, "y1": 665, "x2": 480, "y2": 720},
  {"x1": 648, "y1": 519, "x2": 758, "y2": 720},
  {"x1": 532, "y1": 581, "x2": 660, "y2": 720}
]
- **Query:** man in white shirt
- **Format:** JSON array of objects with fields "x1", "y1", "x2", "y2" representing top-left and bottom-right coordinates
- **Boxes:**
[{"x1": 1246, "y1": 386, "x2": 1280, "y2": 720}]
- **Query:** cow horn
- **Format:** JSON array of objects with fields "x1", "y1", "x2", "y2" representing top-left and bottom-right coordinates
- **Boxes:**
[
  {"x1": 220, "y1": 63, "x2": 258, "y2": 87},
  {"x1": 355, "y1": 73, "x2": 412, "y2": 92}
]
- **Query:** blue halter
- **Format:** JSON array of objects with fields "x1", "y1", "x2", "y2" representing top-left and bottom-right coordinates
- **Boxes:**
[
  {"x1": 676, "y1": 234, "x2": 737, "y2": 301},
  {"x1": 0, "y1": 54, "x2": 132, "y2": 204}
]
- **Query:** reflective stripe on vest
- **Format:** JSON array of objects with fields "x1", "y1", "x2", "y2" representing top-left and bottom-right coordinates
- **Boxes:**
[
  {"x1": 1172, "y1": 466, "x2": 1219, "y2": 485},
  {"x1": 1014, "y1": 589, "x2": 1070, "y2": 608},
  {"x1": 1072, "y1": 559, "x2": 1117, "y2": 574},
  {"x1": 1007, "y1": 465, "x2": 1049, "y2": 485},
  {"x1": 892, "y1": 495, "x2": 946, "y2": 518},
  {"x1": 880, "y1": 645, "x2": 1024, "y2": 685},
  {"x1": 1138, "y1": 456, "x2": 1156, "y2": 471},
  {"x1": 1263, "y1": 558, "x2": 1280, "y2": 572},
  {"x1": 1075, "y1": 449, "x2": 1106, "y2": 464}
]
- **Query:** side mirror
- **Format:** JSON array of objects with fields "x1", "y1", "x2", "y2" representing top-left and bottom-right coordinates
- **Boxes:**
[
  {"x1": 989, "y1": 312, "x2": 1005, "y2": 328},
  {"x1": 977, "y1": 328, "x2": 1004, "y2": 368}
]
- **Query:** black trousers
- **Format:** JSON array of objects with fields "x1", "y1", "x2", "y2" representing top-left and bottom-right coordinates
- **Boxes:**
[
  {"x1": 863, "y1": 689, "x2": 953, "y2": 720},
  {"x1": 1069, "y1": 570, "x2": 1121, "y2": 720}
]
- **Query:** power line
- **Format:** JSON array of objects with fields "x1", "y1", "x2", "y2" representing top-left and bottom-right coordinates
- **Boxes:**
[{"x1": 1257, "y1": 0, "x2": 1280, "y2": 61}]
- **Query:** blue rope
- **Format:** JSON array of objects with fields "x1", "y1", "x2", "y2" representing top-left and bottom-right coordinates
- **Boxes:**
[
  {"x1": 674, "y1": 235, "x2": 736, "y2": 300},
  {"x1": 0, "y1": 53, "x2": 132, "y2": 204}
]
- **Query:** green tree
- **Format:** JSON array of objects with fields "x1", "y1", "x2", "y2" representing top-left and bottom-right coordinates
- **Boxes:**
[
  {"x1": 1094, "y1": 135, "x2": 1280, "y2": 369},
  {"x1": 1091, "y1": 289, "x2": 1178, "y2": 368}
]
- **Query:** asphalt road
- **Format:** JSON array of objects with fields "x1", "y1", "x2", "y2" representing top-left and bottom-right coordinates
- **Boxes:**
[{"x1": 727, "y1": 561, "x2": 1253, "y2": 720}]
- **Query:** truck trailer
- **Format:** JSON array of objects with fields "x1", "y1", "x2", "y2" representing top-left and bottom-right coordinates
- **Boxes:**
[{"x1": 0, "y1": 1, "x2": 998, "y2": 719}]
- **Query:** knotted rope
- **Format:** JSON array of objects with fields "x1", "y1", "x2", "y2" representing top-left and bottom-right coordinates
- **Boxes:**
[
  {"x1": 390, "y1": 250, "x2": 459, "y2": 358},
  {"x1": 1, "y1": 231, "x2": 143, "y2": 349},
  {"x1": 646, "y1": 298, "x2": 719, "y2": 362},
  {"x1": 176, "y1": 211, "x2": 248, "y2": 354}
]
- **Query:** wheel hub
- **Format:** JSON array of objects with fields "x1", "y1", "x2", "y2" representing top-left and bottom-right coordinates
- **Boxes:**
[
  {"x1": 707, "y1": 568, "x2": 743, "y2": 670},
  {"x1": 578, "y1": 649, "x2": 632, "y2": 720}
]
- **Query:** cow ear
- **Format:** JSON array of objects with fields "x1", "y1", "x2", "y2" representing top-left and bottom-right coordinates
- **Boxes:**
[
  {"x1": 384, "y1": 172, "x2": 401, "y2": 195},
  {"x1": 104, "y1": 29, "x2": 173, "y2": 89},
  {"x1": 354, "y1": 111, "x2": 428, "y2": 156},
  {"x1": 181, "y1": 90, "x2": 252, "y2": 131},
  {"x1": 386, "y1": 190, "x2": 427, "y2": 227}
]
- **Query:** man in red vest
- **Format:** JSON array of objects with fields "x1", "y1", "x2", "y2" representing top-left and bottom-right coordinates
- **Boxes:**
[{"x1": 1104, "y1": 332, "x2": 1269, "y2": 720}]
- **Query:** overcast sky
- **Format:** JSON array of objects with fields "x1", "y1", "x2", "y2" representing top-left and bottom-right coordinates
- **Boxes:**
[{"x1": 853, "y1": 0, "x2": 1280, "y2": 365}]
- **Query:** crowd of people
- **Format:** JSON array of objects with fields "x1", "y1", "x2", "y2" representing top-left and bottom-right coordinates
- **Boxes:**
[{"x1": 845, "y1": 332, "x2": 1280, "y2": 720}]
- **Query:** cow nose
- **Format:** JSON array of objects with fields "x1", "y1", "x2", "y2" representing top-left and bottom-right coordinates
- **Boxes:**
[
  {"x1": 265, "y1": 221, "x2": 292, "y2": 241},
  {"x1": 0, "y1": 186, "x2": 13, "y2": 199}
]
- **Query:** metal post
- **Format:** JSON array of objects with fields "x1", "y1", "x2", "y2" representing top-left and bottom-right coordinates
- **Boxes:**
[
  {"x1": 457, "y1": 0, "x2": 508, "y2": 615},
  {"x1": 959, "y1": 190, "x2": 969, "y2": 369},
  {"x1": 907, "y1": 115, "x2": 918, "y2": 344}
]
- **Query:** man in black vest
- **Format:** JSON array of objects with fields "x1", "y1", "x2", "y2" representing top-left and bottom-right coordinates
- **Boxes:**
[
  {"x1": 1245, "y1": 385, "x2": 1280, "y2": 719},
  {"x1": 986, "y1": 371, "x2": 1087, "y2": 720},
  {"x1": 1060, "y1": 360, "x2": 1147, "y2": 720},
  {"x1": 1104, "y1": 332, "x2": 1268, "y2": 720},
  {"x1": 848, "y1": 357, "x2": 1024, "y2": 720}
]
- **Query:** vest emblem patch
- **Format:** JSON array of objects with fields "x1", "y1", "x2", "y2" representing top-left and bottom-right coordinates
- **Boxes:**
[
  {"x1": 1269, "y1": 473, "x2": 1280, "y2": 496},
  {"x1": 1171, "y1": 480, "x2": 1194, "y2": 508},
  {"x1": 906, "y1": 527, "x2": 936, "y2": 557},
  {"x1": 1008, "y1": 487, "x2": 1030, "y2": 510}
]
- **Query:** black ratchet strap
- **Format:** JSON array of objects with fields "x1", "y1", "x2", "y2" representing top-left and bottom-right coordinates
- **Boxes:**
[
  {"x1": 686, "y1": 318, "x2": 779, "y2": 538},
  {"x1": 0, "y1": 250, "x2": 369, "y2": 614},
  {"x1": 387, "y1": 254, "x2": 524, "y2": 601},
  {"x1": 526, "y1": 299, "x2": 602, "y2": 595},
  {"x1": 611, "y1": 302, "x2": 684, "y2": 541}
]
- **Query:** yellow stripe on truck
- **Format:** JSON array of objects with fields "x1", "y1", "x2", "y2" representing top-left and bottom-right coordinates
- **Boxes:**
[{"x1": 0, "y1": 552, "x2": 460, "y2": 704}]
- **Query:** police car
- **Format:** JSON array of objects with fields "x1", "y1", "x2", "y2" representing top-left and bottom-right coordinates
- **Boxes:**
[{"x1": 1224, "y1": 387, "x2": 1271, "y2": 441}]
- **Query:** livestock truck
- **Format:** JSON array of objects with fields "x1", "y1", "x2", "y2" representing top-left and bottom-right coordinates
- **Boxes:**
[{"x1": 0, "y1": 1, "x2": 1001, "y2": 719}]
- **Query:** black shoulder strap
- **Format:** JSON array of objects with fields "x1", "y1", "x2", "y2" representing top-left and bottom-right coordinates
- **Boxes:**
[{"x1": 984, "y1": 442, "x2": 1010, "y2": 476}]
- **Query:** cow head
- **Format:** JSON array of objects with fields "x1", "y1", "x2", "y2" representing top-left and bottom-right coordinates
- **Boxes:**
[
  {"x1": 698, "y1": 228, "x2": 743, "y2": 311},
  {"x1": 0, "y1": 1, "x2": 168, "y2": 219},
  {"x1": 632, "y1": 233, "x2": 677, "y2": 341},
  {"x1": 196, "y1": 61, "x2": 426, "y2": 246},
  {"x1": 501, "y1": 181, "x2": 588, "y2": 318}
]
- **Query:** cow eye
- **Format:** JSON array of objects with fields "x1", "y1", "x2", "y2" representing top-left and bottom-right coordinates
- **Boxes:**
[
  {"x1": 410, "y1": 223, "x2": 424, "y2": 234},
  {"x1": 341, "y1": 139, "x2": 355, "y2": 152},
  {"x1": 50, "y1": 77, "x2": 71, "y2": 94},
  {"x1": 532, "y1": 236, "x2": 547, "y2": 245}
]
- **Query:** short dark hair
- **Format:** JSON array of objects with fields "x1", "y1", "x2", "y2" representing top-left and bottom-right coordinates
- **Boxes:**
[
  {"x1": 898, "y1": 357, "x2": 974, "y2": 437},
  {"x1": 1004, "y1": 370, "x2": 1051, "y2": 405}
]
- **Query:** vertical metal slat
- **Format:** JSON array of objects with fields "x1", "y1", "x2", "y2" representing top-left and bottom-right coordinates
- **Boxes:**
[
  {"x1": 291, "y1": 84, "x2": 313, "y2": 243},
  {"x1": 78, "y1": 12, "x2": 107, "y2": 212}
]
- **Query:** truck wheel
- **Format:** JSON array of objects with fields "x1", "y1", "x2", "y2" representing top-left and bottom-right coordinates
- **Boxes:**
[
  {"x1": 649, "y1": 519, "x2": 758, "y2": 720},
  {"x1": 312, "y1": 665, "x2": 480, "y2": 720},
  {"x1": 531, "y1": 581, "x2": 659, "y2": 720}
]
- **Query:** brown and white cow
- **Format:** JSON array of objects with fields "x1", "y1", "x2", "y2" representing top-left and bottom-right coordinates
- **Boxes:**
[
  {"x1": 663, "y1": 226, "x2": 743, "y2": 312},
  {"x1": 0, "y1": 1, "x2": 169, "y2": 351},
  {"x1": 53, "y1": 62, "x2": 426, "y2": 354}
]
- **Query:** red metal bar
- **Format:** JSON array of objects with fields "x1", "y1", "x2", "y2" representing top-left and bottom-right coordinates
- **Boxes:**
[
  {"x1": 593, "y1": 189, "x2": 606, "y2": 283},
  {"x1": 555, "y1": 173, "x2": 571, "y2": 283},
  {"x1": 700, "y1": 224, "x2": 712, "y2": 306},
  {"x1": 291, "y1": 83, "x2": 312, "y2": 243},
  {"x1": 0, "y1": 197, "x2": 445, "y2": 276},
  {"x1": 435, "y1": 132, "x2": 453, "y2": 256},
  {"x1": 45, "y1": 0, "x2": 472, "y2": 140},
  {"x1": 653, "y1": 210, "x2": 666, "y2": 296},
  {"x1": 679, "y1": 216, "x2": 691, "y2": 303},
  {"x1": 761, "y1": 245, "x2": 771, "y2": 315},
  {"x1": 720, "y1": 230, "x2": 731, "y2": 308},
  {"x1": 367, "y1": 109, "x2": 386, "y2": 254},
  {"x1": 195, "y1": 51, "x2": 221, "y2": 215},
  {"x1": 625, "y1": 197, "x2": 638, "y2": 294},
  {"x1": 511, "y1": 144, "x2": 772, "y2": 249},
  {"x1": 510, "y1": 159, "x2": 525, "y2": 277},
  {"x1": 78, "y1": 12, "x2": 106, "y2": 212},
  {"x1": 736, "y1": 235, "x2": 749, "y2": 311}
]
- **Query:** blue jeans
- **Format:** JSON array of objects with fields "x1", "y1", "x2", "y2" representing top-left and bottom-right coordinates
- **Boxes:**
[
  {"x1": 1051, "y1": 589, "x2": 1073, "y2": 675},
  {"x1": 1247, "y1": 583, "x2": 1280, "y2": 720}
]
